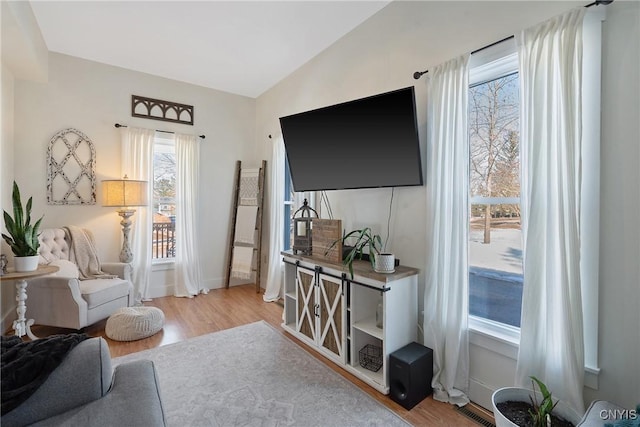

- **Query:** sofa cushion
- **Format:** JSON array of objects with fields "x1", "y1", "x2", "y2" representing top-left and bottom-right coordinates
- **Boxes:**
[
  {"x1": 1, "y1": 334, "x2": 89, "y2": 415},
  {"x1": 79, "y1": 279, "x2": 131, "y2": 309},
  {"x1": 0, "y1": 338, "x2": 110, "y2": 427},
  {"x1": 38, "y1": 229, "x2": 70, "y2": 263},
  {"x1": 48, "y1": 260, "x2": 79, "y2": 279}
]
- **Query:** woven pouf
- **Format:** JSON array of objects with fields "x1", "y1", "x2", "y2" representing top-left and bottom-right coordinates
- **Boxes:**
[{"x1": 105, "y1": 306, "x2": 165, "y2": 341}]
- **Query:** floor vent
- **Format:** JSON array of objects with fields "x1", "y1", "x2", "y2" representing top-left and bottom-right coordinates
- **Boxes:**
[{"x1": 455, "y1": 405, "x2": 496, "y2": 427}]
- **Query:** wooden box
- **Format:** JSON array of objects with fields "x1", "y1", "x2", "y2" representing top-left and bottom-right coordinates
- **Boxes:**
[{"x1": 311, "y1": 219, "x2": 342, "y2": 264}]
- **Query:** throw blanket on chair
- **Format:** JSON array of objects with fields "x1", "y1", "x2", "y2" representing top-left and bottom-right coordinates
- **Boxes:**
[
  {"x1": 63, "y1": 226, "x2": 117, "y2": 280},
  {"x1": 1, "y1": 333, "x2": 89, "y2": 415}
]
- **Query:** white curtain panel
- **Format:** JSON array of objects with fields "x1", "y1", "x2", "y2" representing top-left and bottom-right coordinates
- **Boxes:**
[
  {"x1": 515, "y1": 7, "x2": 587, "y2": 414},
  {"x1": 423, "y1": 54, "x2": 471, "y2": 406},
  {"x1": 174, "y1": 133, "x2": 206, "y2": 297},
  {"x1": 263, "y1": 136, "x2": 285, "y2": 302},
  {"x1": 121, "y1": 127, "x2": 155, "y2": 303}
]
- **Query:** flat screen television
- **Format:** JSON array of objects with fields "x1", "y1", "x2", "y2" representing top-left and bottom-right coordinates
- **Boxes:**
[{"x1": 279, "y1": 86, "x2": 423, "y2": 192}]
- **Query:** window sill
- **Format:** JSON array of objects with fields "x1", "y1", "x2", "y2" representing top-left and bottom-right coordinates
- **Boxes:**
[
  {"x1": 152, "y1": 259, "x2": 175, "y2": 271},
  {"x1": 469, "y1": 315, "x2": 520, "y2": 359},
  {"x1": 468, "y1": 316, "x2": 600, "y2": 389}
]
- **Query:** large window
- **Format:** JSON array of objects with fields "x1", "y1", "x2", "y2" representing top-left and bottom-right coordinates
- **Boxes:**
[
  {"x1": 283, "y1": 157, "x2": 294, "y2": 251},
  {"x1": 152, "y1": 135, "x2": 176, "y2": 260},
  {"x1": 468, "y1": 52, "x2": 522, "y2": 329},
  {"x1": 283, "y1": 157, "x2": 316, "y2": 251}
]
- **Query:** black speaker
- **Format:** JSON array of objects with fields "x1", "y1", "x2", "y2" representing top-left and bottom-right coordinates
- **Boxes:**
[{"x1": 389, "y1": 342, "x2": 433, "y2": 410}]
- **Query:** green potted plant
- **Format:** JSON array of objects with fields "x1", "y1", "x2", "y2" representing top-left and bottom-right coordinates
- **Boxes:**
[
  {"x1": 2, "y1": 181, "x2": 43, "y2": 272},
  {"x1": 492, "y1": 376, "x2": 581, "y2": 427},
  {"x1": 327, "y1": 227, "x2": 394, "y2": 278}
]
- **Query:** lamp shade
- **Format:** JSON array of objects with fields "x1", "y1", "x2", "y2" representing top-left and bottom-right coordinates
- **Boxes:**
[{"x1": 102, "y1": 178, "x2": 148, "y2": 207}]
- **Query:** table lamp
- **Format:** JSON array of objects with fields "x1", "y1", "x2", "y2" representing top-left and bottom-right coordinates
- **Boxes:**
[{"x1": 102, "y1": 175, "x2": 148, "y2": 263}]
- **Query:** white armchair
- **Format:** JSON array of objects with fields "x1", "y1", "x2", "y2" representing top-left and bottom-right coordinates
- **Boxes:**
[{"x1": 26, "y1": 228, "x2": 133, "y2": 330}]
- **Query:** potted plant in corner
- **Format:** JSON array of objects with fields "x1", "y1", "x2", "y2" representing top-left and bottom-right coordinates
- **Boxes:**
[
  {"x1": 492, "y1": 376, "x2": 581, "y2": 427},
  {"x1": 2, "y1": 181, "x2": 43, "y2": 272},
  {"x1": 326, "y1": 227, "x2": 395, "y2": 278}
]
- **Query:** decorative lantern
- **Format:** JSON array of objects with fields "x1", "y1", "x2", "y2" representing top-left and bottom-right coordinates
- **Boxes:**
[{"x1": 292, "y1": 198, "x2": 318, "y2": 255}]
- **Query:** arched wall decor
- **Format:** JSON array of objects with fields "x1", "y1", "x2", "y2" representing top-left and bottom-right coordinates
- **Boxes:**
[
  {"x1": 47, "y1": 128, "x2": 96, "y2": 205},
  {"x1": 131, "y1": 94, "x2": 194, "y2": 125}
]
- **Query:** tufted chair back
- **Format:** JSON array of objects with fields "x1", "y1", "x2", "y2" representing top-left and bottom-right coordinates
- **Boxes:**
[{"x1": 38, "y1": 228, "x2": 71, "y2": 263}]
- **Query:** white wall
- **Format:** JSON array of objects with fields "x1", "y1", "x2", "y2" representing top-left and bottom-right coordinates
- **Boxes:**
[
  {"x1": 1, "y1": 0, "x2": 49, "y2": 330},
  {"x1": 256, "y1": 0, "x2": 581, "y2": 289},
  {"x1": 583, "y1": 0, "x2": 640, "y2": 409},
  {"x1": 11, "y1": 53, "x2": 256, "y2": 298},
  {"x1": 255, "y1": 0, "x2": 640, "y2": 410},
  {"x1": 1, "y1": 64, "x2": 16, "y2": 329}
]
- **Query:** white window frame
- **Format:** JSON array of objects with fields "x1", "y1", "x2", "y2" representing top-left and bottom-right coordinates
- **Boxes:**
[
  {"x1": 151, "y1": 133, "x2": 176, "y2": 267},
  {"x1": 467, "y1": 9, "x2": 603, "y2": 389},
  {"x1": 284, "y1": 157, "x2": 294, "y2": 251},
  {"x1": 468, "y1": 41, "x2": 522, "y2": 345}
]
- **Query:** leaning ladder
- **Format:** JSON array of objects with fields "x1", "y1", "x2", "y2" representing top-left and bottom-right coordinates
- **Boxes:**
[{"x1": 225, "y1": 160, "x2": 266, "y2": 293}]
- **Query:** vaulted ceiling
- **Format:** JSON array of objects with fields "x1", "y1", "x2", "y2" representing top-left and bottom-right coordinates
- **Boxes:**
[{"x1": 29, "y1": 1, "x2": 391, "y2": 98}]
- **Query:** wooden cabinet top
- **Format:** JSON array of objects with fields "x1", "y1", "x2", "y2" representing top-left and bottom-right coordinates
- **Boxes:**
[{"x1": 281, "y1": 250, "x2": 419, "y2": 284}]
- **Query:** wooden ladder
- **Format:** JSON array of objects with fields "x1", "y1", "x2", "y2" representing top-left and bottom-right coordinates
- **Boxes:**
[{"x1": 225, "y1": 160, "x2": 266, "y2": 293}]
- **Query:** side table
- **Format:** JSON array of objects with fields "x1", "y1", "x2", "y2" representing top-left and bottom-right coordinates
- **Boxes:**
[{"x1": 0, "y1": 264, "x2": 59, "y2": 339}]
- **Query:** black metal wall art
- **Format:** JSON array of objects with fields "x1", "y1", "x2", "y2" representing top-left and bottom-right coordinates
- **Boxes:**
[{"x1": 131, "y1": 95, "x2": 194, "y2": 125}]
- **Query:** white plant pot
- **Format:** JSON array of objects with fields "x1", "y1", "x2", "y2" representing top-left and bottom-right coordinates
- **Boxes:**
[
  {"x1": 14, "y1": 255, "x2": 40, "y2": 272},
  {"x1": 492, "y1": 387, "x2": 582, "y2": 427},
  {"x1": 374, "y1": 253, "x2": 395, "y2": 273}
]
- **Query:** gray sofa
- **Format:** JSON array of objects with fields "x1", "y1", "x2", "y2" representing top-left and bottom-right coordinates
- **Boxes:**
[{"x1": 2, "y1": 337, "x2": 166, "y2": 427}]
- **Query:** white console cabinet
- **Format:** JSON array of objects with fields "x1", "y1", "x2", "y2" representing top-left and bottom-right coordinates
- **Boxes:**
[{"x1": 281, "y1": 251, "x2": 418, "y2": 394}]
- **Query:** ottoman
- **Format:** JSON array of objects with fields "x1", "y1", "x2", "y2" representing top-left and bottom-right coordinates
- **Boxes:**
[{"x1": 105, "y1": 306, "x2": 165, "y2": 341}]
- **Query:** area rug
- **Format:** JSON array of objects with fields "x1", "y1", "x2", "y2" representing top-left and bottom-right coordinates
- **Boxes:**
[{"x1": 113, "y1": 321, "x2": 410, "y2": 427}]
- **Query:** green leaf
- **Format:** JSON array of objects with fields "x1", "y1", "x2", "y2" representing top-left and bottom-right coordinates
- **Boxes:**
[
  {"x1": 3, "y1": 182, "x2": 44, "y2": 257},
  {"x1": 25, "y1": 197, "x2": 33, "y2": 227},
  {"x1": 11, "y1": 182, "x2": 24, "y2": 235},
  {"x1": 4, "y1": 211, "x2": 16, "y2": 235},
  {"x1": 530, "y1": 376, "x2": 551, "y2": 400}
]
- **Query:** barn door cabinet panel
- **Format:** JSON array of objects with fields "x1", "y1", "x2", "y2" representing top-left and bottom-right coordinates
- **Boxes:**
[
  {"x1": 293, "y1": 264, "x2": 346, "y2": 364},
  {"x1": 281, "y1": 251, "x2": 418, "y2": 394}
]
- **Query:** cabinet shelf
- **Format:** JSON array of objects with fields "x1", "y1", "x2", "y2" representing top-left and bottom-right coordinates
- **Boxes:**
[
  {"x1": 353, "y1": 317, "x2": 384, "y2": 340},
  {"x1": 280, "y1": 251, "x2": 417, "y2": 395},
  {"x1": 349, "y1": 364, "x2": 385, "y2": 389}
]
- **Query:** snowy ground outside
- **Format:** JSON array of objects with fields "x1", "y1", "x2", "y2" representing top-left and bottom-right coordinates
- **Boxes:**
[
  {"x1": 469, "y1": 228, "x2": 522, "y2": 274},
  {"x1": 469, "y1": 227, "x2": 523, "y2": 327}
]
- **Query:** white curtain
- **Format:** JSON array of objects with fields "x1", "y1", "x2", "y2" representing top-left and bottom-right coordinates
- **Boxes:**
[
  {"x1": 263, "y1": 136, "x2": 285, "y2": 302},
  {"x1": 121, "y1": 127, "x2": 155, "y2": 303},
  {"x1": 173, "y1": 133, "x2": 206, "y2": 297},
  {"x1": 423, "y1": 54, "x2": 471, "y2": 406},
  {"x1": 515, "y1": 7, "x2": 587, "y2": 414}
]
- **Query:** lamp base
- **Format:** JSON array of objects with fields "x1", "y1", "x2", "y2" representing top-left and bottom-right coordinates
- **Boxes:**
[{"x1": 117, "y1": 209, "x2": 136, "y2": 263}]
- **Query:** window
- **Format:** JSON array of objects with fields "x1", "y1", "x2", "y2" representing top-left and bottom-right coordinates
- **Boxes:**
[
  {"x1": 283, "y1": 157, "x2": 294, "y2": 251},
  {"x1": 152, "y1": 135, "x2": 176, "y2": 261},
  {"x1": 283, "y1": 157, "x2": 316, "y2": 252},
  {"x1": 468, "y1": 50, "x2": 522, "y2": 330}
]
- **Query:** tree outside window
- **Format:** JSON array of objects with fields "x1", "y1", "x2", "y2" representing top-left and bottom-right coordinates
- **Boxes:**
[
  {"x1": 153, "y1": 141, "x2": 176, "y2": 260},
  {"x1": 468, "y1": 72, "x2": 523, "y2": 328}
]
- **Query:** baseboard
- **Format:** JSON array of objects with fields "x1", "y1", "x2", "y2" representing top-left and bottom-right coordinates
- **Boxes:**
[
  {"x1": 469, "y1": 378, "x2": 496, "y2": 412},
  {"x1": 146, "y1": 283, "x2": 174, "y2": 299},
  {"x1": 146, "y1": 276, "x2": 228, "y2": 298}
]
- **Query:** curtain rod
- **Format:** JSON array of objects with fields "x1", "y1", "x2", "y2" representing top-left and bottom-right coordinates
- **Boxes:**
[
  {"x1": 412, "y1": 0, "x2": 612, "y2": 80},
  {"x1": 114, "y1": 123, "x2": 205, "y2": 139}
]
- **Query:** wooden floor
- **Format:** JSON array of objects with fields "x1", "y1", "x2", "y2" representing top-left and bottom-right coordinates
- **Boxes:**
[{"x1": 30, "y1": 284, "x2": 494, "y2": 427}]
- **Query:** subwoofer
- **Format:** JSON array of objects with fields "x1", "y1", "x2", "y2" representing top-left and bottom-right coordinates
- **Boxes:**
[{"x1": 389, "y1": 342, "x2": 433, "y2": 410}]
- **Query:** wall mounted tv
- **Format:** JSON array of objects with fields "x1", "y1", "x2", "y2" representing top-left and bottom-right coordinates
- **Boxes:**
[{"x1": 279, "y1": 86, "x2": 423, "y2": 192}]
